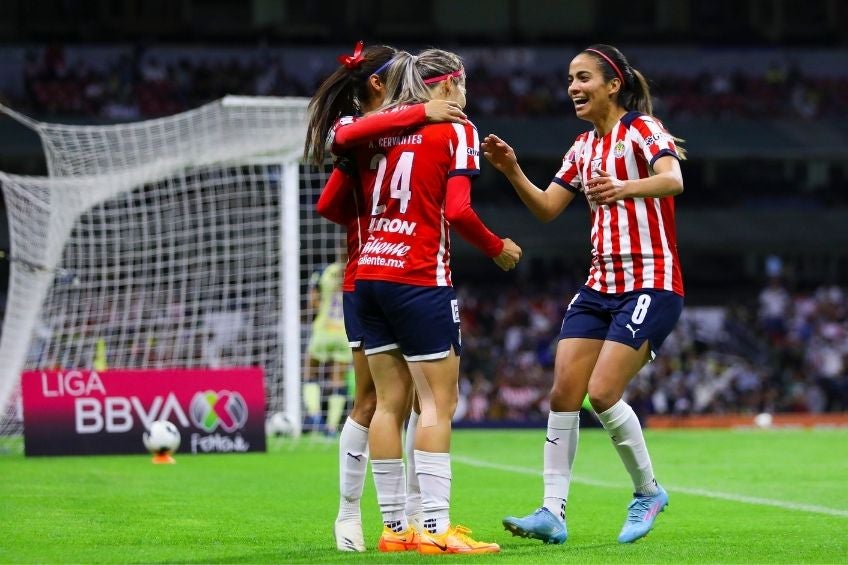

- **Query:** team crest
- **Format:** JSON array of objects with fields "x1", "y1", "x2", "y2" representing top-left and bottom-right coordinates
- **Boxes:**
[{"x1": 613, "y1": 141, "x2": 626, "y2": 158}]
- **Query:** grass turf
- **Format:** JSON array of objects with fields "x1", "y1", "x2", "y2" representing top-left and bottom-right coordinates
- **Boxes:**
[{"x1": 1, "y1": 428, "x2": 847, "y2": 563}]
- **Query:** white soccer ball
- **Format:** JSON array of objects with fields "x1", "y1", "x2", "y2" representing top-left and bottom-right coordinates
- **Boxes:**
[
  {"x1": 266, "y1": 411, "x2": 299, "y2": 437},
  {"x1": 754, "y1": 412, "x2": 773, "y2": 429},
  {"x1": 143, "y1": 420, "x2": 181, "y2": 454}
]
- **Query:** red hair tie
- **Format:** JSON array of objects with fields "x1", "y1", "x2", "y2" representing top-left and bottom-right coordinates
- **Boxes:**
[{"x1": 337, "y1": 40, "x2": 366, "y2": 69}]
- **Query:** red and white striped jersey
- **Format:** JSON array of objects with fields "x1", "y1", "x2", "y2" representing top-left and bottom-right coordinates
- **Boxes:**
[
  {"x1": 553, "y1": 111, "x2": 684, "y2": 296},
  {"x1": 328, "y1": 115, "x2": 381, "y2": 292},
  {"x1": 356, "y1": 120, "x2": 481, "y2": 287}
]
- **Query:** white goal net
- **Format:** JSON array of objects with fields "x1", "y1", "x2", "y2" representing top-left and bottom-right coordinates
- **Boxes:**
[{"x1": 0, "y1": 97, "x2": 341, "y2": 450}]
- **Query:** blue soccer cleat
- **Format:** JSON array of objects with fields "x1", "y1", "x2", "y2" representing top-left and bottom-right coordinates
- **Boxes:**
[
  {"x1": 502, "y1": 508, "x2": 567, "y2": 545},
  {"x1": 617, "y1": 485, "x2": 669, "y2": 543}
]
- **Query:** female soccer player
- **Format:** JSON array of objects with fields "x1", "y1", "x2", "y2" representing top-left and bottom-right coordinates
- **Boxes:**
[
  {"x1": 355, "y1": 49, "x2": 521, "y2": 555},
  {"x1": 304, "y1": 41, "x2": 467, "y2": 552},
  {"x1": 482, "y1": 43, "x2": 686, "y2": 545}
]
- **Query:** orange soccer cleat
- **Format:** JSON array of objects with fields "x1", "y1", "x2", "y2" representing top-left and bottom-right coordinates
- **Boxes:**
[
  {"x1": 418, "y1": 524, "x2": 500, "y2": 555},
  {"x1": 376, "y1": 526, "x2": 420, "y2": 552}
]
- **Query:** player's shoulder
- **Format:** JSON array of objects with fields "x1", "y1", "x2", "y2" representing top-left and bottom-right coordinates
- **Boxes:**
[
  {"x1": 621, "y1": 111, "x2": 665, "y2": 132},
  {"x1": 425, "y1": 119, "x2": 478, "y2": 143},
  {"x1": 331, "y1": 114, "x2": 359, "y2": 132}
]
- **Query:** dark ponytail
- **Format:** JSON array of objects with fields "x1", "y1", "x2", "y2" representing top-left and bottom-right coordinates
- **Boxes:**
[
  {"x1": 304, "y1": 44, "x2": 396, "y2": 165},
  {"x1": 584, "y1": 44, "x2": 686, "y2": 159}
]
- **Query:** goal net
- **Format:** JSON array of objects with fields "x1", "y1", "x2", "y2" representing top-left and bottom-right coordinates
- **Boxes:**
[{"x1": 0, "y1": 97, "x2": 340, "y2": 451}]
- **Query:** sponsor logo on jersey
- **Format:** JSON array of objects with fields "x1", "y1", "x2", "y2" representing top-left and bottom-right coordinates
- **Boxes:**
[
  {"x1": 360, "y1": 237, "x2": 412, "y2": 257},
  {"x1": 369, "y1": 217, "x2": 417, "y2": 235},
  {"x1": 644, "y1": 132, "x2": 668, "y2": 146}
]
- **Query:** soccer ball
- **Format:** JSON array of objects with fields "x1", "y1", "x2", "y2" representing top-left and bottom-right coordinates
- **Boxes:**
[
  {"x1": 143, "y1": 420, "x2": 181, "y2": 454},
  {"x1": 266, "y1": 411, "x2": 299, "y2": 438},
  {"x1": 754, "y1": 412, "x2": 773, "y2": 429}
]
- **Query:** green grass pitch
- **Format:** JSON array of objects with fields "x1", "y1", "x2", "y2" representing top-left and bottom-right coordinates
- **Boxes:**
[{"x1": 2, "y1": 428, "x2": 847, "y2": 563}]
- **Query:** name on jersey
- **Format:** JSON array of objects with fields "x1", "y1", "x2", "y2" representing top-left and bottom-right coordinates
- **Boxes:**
[
  {"x1": 360, "y1": 237, "x2": 412, "y2": 257},
  {"x1": 369, "y1": 217, "x2": 417, "y2": 235},
  {"x1": 369, "y1": 133, "x2": 424, "y2": 148}
]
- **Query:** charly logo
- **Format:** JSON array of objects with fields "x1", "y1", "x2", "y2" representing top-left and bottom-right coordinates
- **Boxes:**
[{"x1": 190, "y1": 390, "x2": 248, "y2": 432}]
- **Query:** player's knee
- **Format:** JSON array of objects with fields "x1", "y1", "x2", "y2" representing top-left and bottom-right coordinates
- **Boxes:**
[
  {"x1": 587, "y1": 386, "x2": 620, "y2": 413},
  {"x1": 350, "y1": 391, "x2": 377, "y2": 425}
]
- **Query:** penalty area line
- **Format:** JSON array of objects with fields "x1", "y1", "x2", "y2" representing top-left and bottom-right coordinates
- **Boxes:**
[{"x1": 453, "y1": 455, "x2": 848, "y2": 518}]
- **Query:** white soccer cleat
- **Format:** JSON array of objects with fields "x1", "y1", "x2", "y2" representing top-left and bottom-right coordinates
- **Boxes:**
[{"x1": 334, "y1": 518, "x2": 366, "y2": 552}]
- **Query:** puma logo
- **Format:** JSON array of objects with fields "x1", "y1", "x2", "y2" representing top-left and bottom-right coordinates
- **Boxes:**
[
  {"x1": 545, "y1": 436, "x2": 559, "y2": 445},
  {"x1": 625, "y1": 323, "x2": 640, "y2": 339}
]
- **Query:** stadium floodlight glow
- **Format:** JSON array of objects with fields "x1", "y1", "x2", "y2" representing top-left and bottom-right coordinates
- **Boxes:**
[{"x1": 0, "y1": 98, "x2": 340, "y2": 448}]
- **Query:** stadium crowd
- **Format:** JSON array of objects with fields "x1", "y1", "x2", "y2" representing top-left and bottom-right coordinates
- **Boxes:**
[
  {"x1": 8, "y1": 44, "x2": 848, "y2": 121},
  {"x1": 452, "y1": 277, "x2": 848, "y2": 423}
]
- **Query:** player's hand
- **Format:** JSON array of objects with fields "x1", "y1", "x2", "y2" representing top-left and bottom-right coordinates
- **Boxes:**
[
  {"x1": 424, "y1": 100, "x2": 467, "y2": 124},
  {"x1": 492, "y1": 238, "x2": 522, "y2": 271},
  {"x1": 481, "y1": 134, "x2": 518, "y2": 175},
  {"x1": 585, "y1": 169, "x2": 628, "y2": 205}
]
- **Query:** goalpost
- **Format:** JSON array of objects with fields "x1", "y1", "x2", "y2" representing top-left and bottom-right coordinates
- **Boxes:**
[{"x1": 0, "y1": 96, "x2": 339, "y2": 449}]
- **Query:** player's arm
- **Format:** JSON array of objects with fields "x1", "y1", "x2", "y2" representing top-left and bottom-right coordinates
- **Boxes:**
[
  {"x1": 445, "y1": 175, "x2": 521, "y2": 271},
  {"x1": 585, "y1": 156, "x2": 683, "y2": 206},
  {"x1": 316, "y1": 158, "x2": 357, "y2": 225},
  {"x1": 331, "y1": 101, "x2": 466, "y2": 153},
  {"x1": 482, "y1": 134, "x2": 576, "y2": 223}
]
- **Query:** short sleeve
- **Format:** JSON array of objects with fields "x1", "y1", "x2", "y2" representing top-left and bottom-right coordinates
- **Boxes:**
[
  {"x1": 552, "y1": 141, "x2": 583, "y2": 194},
  {"x1": 631, "y1": 115, "x2": 679, "y2": 167},
  {"x1": 447, "y1": 121, "x2": 480, "y2": 179}
]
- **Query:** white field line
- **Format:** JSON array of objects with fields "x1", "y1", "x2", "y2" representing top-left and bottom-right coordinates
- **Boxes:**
[{"x1": 453, "y1": 455, "x2": 848, "y2": 518}]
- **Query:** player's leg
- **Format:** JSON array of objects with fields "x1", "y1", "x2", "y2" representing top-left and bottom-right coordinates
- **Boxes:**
[
  {"x1": 408, "y1": 353, "x2": 498, "y2": 554},
  {"x1": 368, "y1": 349, "x2": 419, "y2": 551},
  {"x1": 334, "y1": 348, "x2": 373, "y2": 552},
  {"x1": 589, "y1": 289, "x2": 682, "y2": 543},
  {"x1": 335, "y1": 291, "x2": 376, "y2": 551},
  {"x1": 504, "y1": 288, "x2": 607, "y2": 544},
  {"x1": 302, "y1": 349, "x2": 323, "y2": 433},
  {"x1": 325, "y1": 350, "x2": 351, "y2": 435},
  {"x1": 386, "y1": 284, "x2": 497, "y2": 554}
]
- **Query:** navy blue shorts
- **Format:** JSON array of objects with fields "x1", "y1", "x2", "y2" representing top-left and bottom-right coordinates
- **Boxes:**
[
  {"x1": 354, "y1": 280, "x2": 461, "y2": 361},
  {"x1": 558, "y1": 286, "x2": 683, "y2": 359},
  {"x1": 343, "y1": 291, "x2": 364, "y2": 349}
]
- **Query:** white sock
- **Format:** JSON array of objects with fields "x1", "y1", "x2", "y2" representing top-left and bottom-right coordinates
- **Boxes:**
[
  {"x1": 404, "y1": 411, "x2": 421, "y2": 520},
  {"x1": 543, "y1": 411, "x2": 579, "y2": 521},
  {"x1": 371, "y1": 458, "x2": 409, "y2": 531},
  {"x1": 415, "y1": 450, "x2": 451, "y2": 535},
  {"x1": 337, "y1": 417, "x2": 368, "y2": 522},
  {"x1": 597, "y1": 400, "x2": 658, "y2": 495}
]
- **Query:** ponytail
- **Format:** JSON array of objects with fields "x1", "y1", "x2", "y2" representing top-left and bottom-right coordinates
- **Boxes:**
[
  {"x1": 304, "y1": 44, "x2": 396, "y2": 165},
  {"x1": 381, "y1": 48, "x2": 465, "y2": 110},
  {"x1": 584, "y1": 44, "x2": 686, "y2": 159}
]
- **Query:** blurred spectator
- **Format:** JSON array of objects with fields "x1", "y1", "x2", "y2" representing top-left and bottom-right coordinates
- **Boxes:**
[{"x1": 10, "y1": 44, "x2": 848, "y2": 121}]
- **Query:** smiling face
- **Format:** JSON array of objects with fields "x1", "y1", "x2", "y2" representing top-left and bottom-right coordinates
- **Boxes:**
[{"x1": 567, "y1": 53, "x2": 621, "y2": 124}]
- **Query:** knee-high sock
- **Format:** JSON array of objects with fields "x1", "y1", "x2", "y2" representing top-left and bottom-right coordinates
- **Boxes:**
[
  {"x1": 415, "y1": 450, "x2": 451, "y2": 535},
  {"x1": 597, "y1": 400, "x2": 658, "y2": 495},
  {"x1": 543, "y1": 411, "x2": 579, "y2": 520},
  {"x1": 337, "y1": 417, "x2": 368, "y2": 522},
  {"x1": 371, "y1": 458, "x2": 408, "y2": 531}
]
